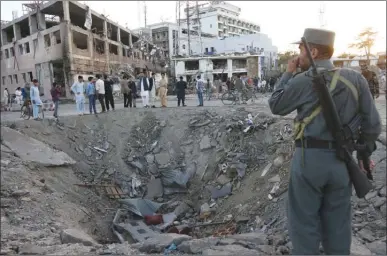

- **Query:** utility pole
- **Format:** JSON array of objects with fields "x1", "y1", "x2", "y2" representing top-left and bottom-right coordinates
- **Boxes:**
[
  {"x1": 143, "y1": 1, "x2": 147, "y2": 28},
  {"x1": 176, "y1": 1, "x2": 180, "y2": 56},
  {"x1": 137, "y1": 1, "x2": 141, "y2": 28},
  {"x1": 195, "y1": 1, "x2": 203, "y2": 56},
  {"x1": 319, "y1": 1, "x2": 326, "y2": 28},
  {"x1": 186, "y1": 1, "x2": 191, "y2": 57}
]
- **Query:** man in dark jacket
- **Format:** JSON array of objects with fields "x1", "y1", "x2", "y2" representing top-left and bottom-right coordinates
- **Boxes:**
[
  {"x1": 103, "y1": 74, "x2": 115, "y2": 111},
  {"x1": 128, "y1": 76, "x2": 137, "y2": 108},
  {"x1": 175, "y1": 76, "x2": 187, "y2": 107},
  {"x1": 50, "y1": 82, "x2": 61, "y2": 118}
]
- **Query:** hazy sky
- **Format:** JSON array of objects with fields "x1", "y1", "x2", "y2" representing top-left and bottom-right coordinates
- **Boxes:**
[{"x1": 1, "y1": 1, "x2": 386, "y2": 55}]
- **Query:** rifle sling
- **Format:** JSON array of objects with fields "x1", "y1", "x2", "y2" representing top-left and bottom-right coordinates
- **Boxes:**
[{"x1": 293, "y1": 69, "x2": 359, "y2": 140}]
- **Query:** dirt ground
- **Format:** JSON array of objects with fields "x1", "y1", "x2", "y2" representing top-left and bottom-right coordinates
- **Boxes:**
[{"x1": 1, "y1": 104, "x2": 386, "y2": 255}]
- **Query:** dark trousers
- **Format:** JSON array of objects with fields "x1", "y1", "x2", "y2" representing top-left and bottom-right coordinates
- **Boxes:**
[
  {"x1": 53, "y1": 100, "x2": 59, "y2": 117},
  {"x1": 128, "y1": 93, "x2": 136, "y2": 107},
  {"x1": 123, "y1": 93, "x2": 129, "y2": 107},
  {"x1": 88, "y1": 94, "x2": 97, "y2": 114},
  {"x1": 177, "y1": 93, "x2": 185, "y2": 106},
  {"x1": 105, "y1": 92, "x2": 115, "y2": 110},
  {"x1": 98, "y1": 94, "x2": 106, "y2": 112},
  {"x1": 197, "y1": 91, "x2": 203, "y2": 106},
  {"x1": 288, "y1": 148, "x2": 351, "y2": 255}
]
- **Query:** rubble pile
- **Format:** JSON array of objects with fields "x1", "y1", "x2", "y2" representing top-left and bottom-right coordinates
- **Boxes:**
[{"x1": 1, "y1": 106, "x2": 386, "y2": 255}]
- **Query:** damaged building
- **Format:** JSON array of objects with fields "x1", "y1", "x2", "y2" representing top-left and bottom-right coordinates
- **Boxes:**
[
  {"x1": 173, "y1": 53, "x2": 263, "y2": 83},
  {"x1": 1, "y1": 0, "x2": 161, "y2": 98}
]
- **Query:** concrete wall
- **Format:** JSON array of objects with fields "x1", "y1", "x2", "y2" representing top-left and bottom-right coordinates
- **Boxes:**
[
  {"x1": 1, "y1": 23, "x2": 66, "y2": 96},
  {"x1": 198, "y1": 15, "x2": 219, "y2": 36}
]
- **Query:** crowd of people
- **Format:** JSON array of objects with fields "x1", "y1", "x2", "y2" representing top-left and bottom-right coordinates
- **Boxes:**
[{"x1": 2, "y1": 65, "x2": 384, "y2": 120}]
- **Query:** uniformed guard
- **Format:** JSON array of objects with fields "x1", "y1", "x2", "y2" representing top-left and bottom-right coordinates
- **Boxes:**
[
  {"x1": 360, "y1": 63, "x2": 380, "y2": 100},
  {"x1": 268, "y1": 28, "x2": 382, "y2": 255}
]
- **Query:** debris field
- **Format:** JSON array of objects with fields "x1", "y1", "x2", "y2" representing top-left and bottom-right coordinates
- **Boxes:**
[{"x1": 1, "y1": 105, "x2": 386, "y2": 255}]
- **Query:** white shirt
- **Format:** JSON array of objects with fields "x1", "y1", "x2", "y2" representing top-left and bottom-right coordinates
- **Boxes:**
[
  {"x1": 95, "y1": 79, "x2": 105, "y2": 94},
  {"x1": 71, "y1": 82, "x2": 85, "y2": 95}
]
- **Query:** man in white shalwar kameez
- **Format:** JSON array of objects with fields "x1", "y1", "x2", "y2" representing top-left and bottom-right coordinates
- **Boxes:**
[
  {"x1": 139, "y1": 71, "x2": 150, "y2": 108},
  {"x1": 148, "y1": 72, "x2": 157, "y2": 108}
]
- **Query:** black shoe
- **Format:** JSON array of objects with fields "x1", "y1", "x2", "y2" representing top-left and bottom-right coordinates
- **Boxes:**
[
  {"x1": 133, "y1": 106, "x2": 136, "y2": 108},
  {"x1": 151, "y1": 105, "x2": 156, "y2": 108},
  {"x1": 183, "y1": 104, "x2": 187, "y2": 107}
]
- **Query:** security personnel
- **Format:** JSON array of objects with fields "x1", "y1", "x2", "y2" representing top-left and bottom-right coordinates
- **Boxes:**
[
  {"x1": 268, "y1": 28, "x2": 381, "y2": 255},
  {"x1": 360, "y1": 63, "x2": 380, "y2": 100}
]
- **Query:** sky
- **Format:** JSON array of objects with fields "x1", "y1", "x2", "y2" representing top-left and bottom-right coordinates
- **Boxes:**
[{"x1": 1, "y1": 1, "x2": 386, "y2": 56}]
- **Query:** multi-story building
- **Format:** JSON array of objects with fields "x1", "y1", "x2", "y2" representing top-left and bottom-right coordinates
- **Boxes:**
[
  {"x1": 173, "y1": 53, "x2": 264, "y2": 83},
  {"x1": 133, "y1": 22, "x2": 216, "y2": 75},
  {"x1": 1, "y1": 0, "x2": 160, "y2": 98},
  {"x1": 179, "y1": 1, "x2": 260, "y2": 38},
  {"x1": 189, "y1": 34, "x2": 278, "y2": 73}
]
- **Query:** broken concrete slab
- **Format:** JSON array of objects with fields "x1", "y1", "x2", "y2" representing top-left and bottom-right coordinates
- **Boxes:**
[
  {"x1": 200, "y1": 136, "x2": 213, "y2": 151},
  {"x1": 115, "y1": 220, "x2": 158, "y2": 243},
  {"x1": 268, "y1": 174, "x2": 281, "y2": 183},
  {"x1": 366, "y1": 240, "x2": 387, "y2": 255},
  {"x1": 202, "y1": 244, "x2": 258, "y2": 256},
  {"x1": 145, "y1": 178, "x2": 163, "y2": 200},
  {"x1": 18, "y1": 244, "x2": 46, "y2": 255},
  {"x1": 351, "y1": 236, "x2": 372, "y2": 255},
  {"x1": 155, "y1": 152, "x2": 170, "y2": 166},
  {"x1": 135, "y1": 233, "x2": 192, "y2": 253},
  {"x1": 60, "y1": 228, "x2": 98, "y2": 246},
  {"x1": 227, "y1": 232, "x2": 267, "y2": 245},
  {"x1": 216, "y1": 174, "x2": 231, "y2": 185},
  {"x1": 1, "y1": 127, "x2": 76, "y2": 166},
  {"x1": 178, "y1": 237, "x2": 220, "y2": 254}
]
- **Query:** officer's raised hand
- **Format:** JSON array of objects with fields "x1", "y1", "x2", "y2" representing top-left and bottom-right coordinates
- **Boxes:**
[{"x1": 287, "y1": 57, "x2": 299, "y2": 73}]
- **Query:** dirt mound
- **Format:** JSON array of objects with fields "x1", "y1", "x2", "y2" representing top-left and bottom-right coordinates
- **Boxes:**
[{"x1": 1, "y1": 105, "x2": 386, "y2": 255}]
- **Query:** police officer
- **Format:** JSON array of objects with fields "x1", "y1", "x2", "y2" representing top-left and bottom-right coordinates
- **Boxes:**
[
  {"x1": 360, "y1": 63, "x2": 380, "y2": 100},
  {"x1": 268, "y1": 28, "x2": 381, "y2": 255}
]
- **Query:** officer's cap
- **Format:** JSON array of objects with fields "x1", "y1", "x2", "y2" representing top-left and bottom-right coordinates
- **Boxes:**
[{"x1": 293, "y1": 28, "x2": 335, "y2": 48}]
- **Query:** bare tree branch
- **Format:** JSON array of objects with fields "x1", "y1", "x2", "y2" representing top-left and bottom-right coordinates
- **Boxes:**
[{"x1": 349, "y1": 27, "x2": 378, "y2": 64}]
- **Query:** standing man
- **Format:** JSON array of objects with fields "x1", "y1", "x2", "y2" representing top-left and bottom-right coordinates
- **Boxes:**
[
  {"x1": 360, "y1": 64, "x2": 380, "y2": 100},
  {"x1": 158, "y1": 73, "x2": 168, "y2": 107},
  {"x1": 103, "y1": 74, "x2": 115, "y2": 111},
  {"x1": 196, "y1": 75, "x2": 204, "y2": 107},
  {"x1": 175, "y1": 76, "x2": 187, "y2": 107},
  {"x1": 3, "y1": 88, "x2": 9, "y2": 108},
  {"x1": 71, "y1": 75, "x2": 85, "y2": 116},
  {"x1": 120, "y1": 75, "x2": 130, "y2": 108},
  {"x1": 148, "y1": 72, "x2": 157, "y2": 108},
  {"x1": 129, "y1": 76, "x2": 137, "y2": 108},
  {"x1": 95, "y1": 74, "x2": 106, "y2": 113},
  {"x1": 30, "y1": 79, "x2": 42, "y2": 120},
  {"x1": 22, "y1": 83, "x2": 31, "y2": 107},
  {"x1": 86, "y1": 76, "x2": 97, "y2": 115},
  {"x1": 268, "y1": 28, "x2": 381, "y2": 255},
  {"x1": 226, "y1": 78, "x2": 231, "y2": 91},
  {"x1": 50, "y1": 82, "x2": 61, "y2": 118},
  {"x1": 234, "y1": 75, "x2": 246, "y2": 104},
  {"x1": 214, "y1": 76, "x2": 222, "y2": 99},
  {"x1": 139, "y1": 71, "x2": 150, "y2": 108}
]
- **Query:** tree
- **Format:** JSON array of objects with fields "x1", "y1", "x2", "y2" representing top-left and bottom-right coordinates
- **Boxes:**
[
  {"x1": 277, "y1": 51, "x2": 298, "y2": 63},
  {"x1": 349, "y1": 27, "x2": 378, "y2": 64}
]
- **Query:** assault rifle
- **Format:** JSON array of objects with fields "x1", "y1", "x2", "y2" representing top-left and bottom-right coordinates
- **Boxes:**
[{"x1": 301, "y1": 37, "x2": 373, "y2": 198}]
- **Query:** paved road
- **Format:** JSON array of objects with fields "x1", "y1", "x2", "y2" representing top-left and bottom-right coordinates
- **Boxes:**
[{"x1": 1, "y1": 95, "x2": 385, "y2": 127}]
